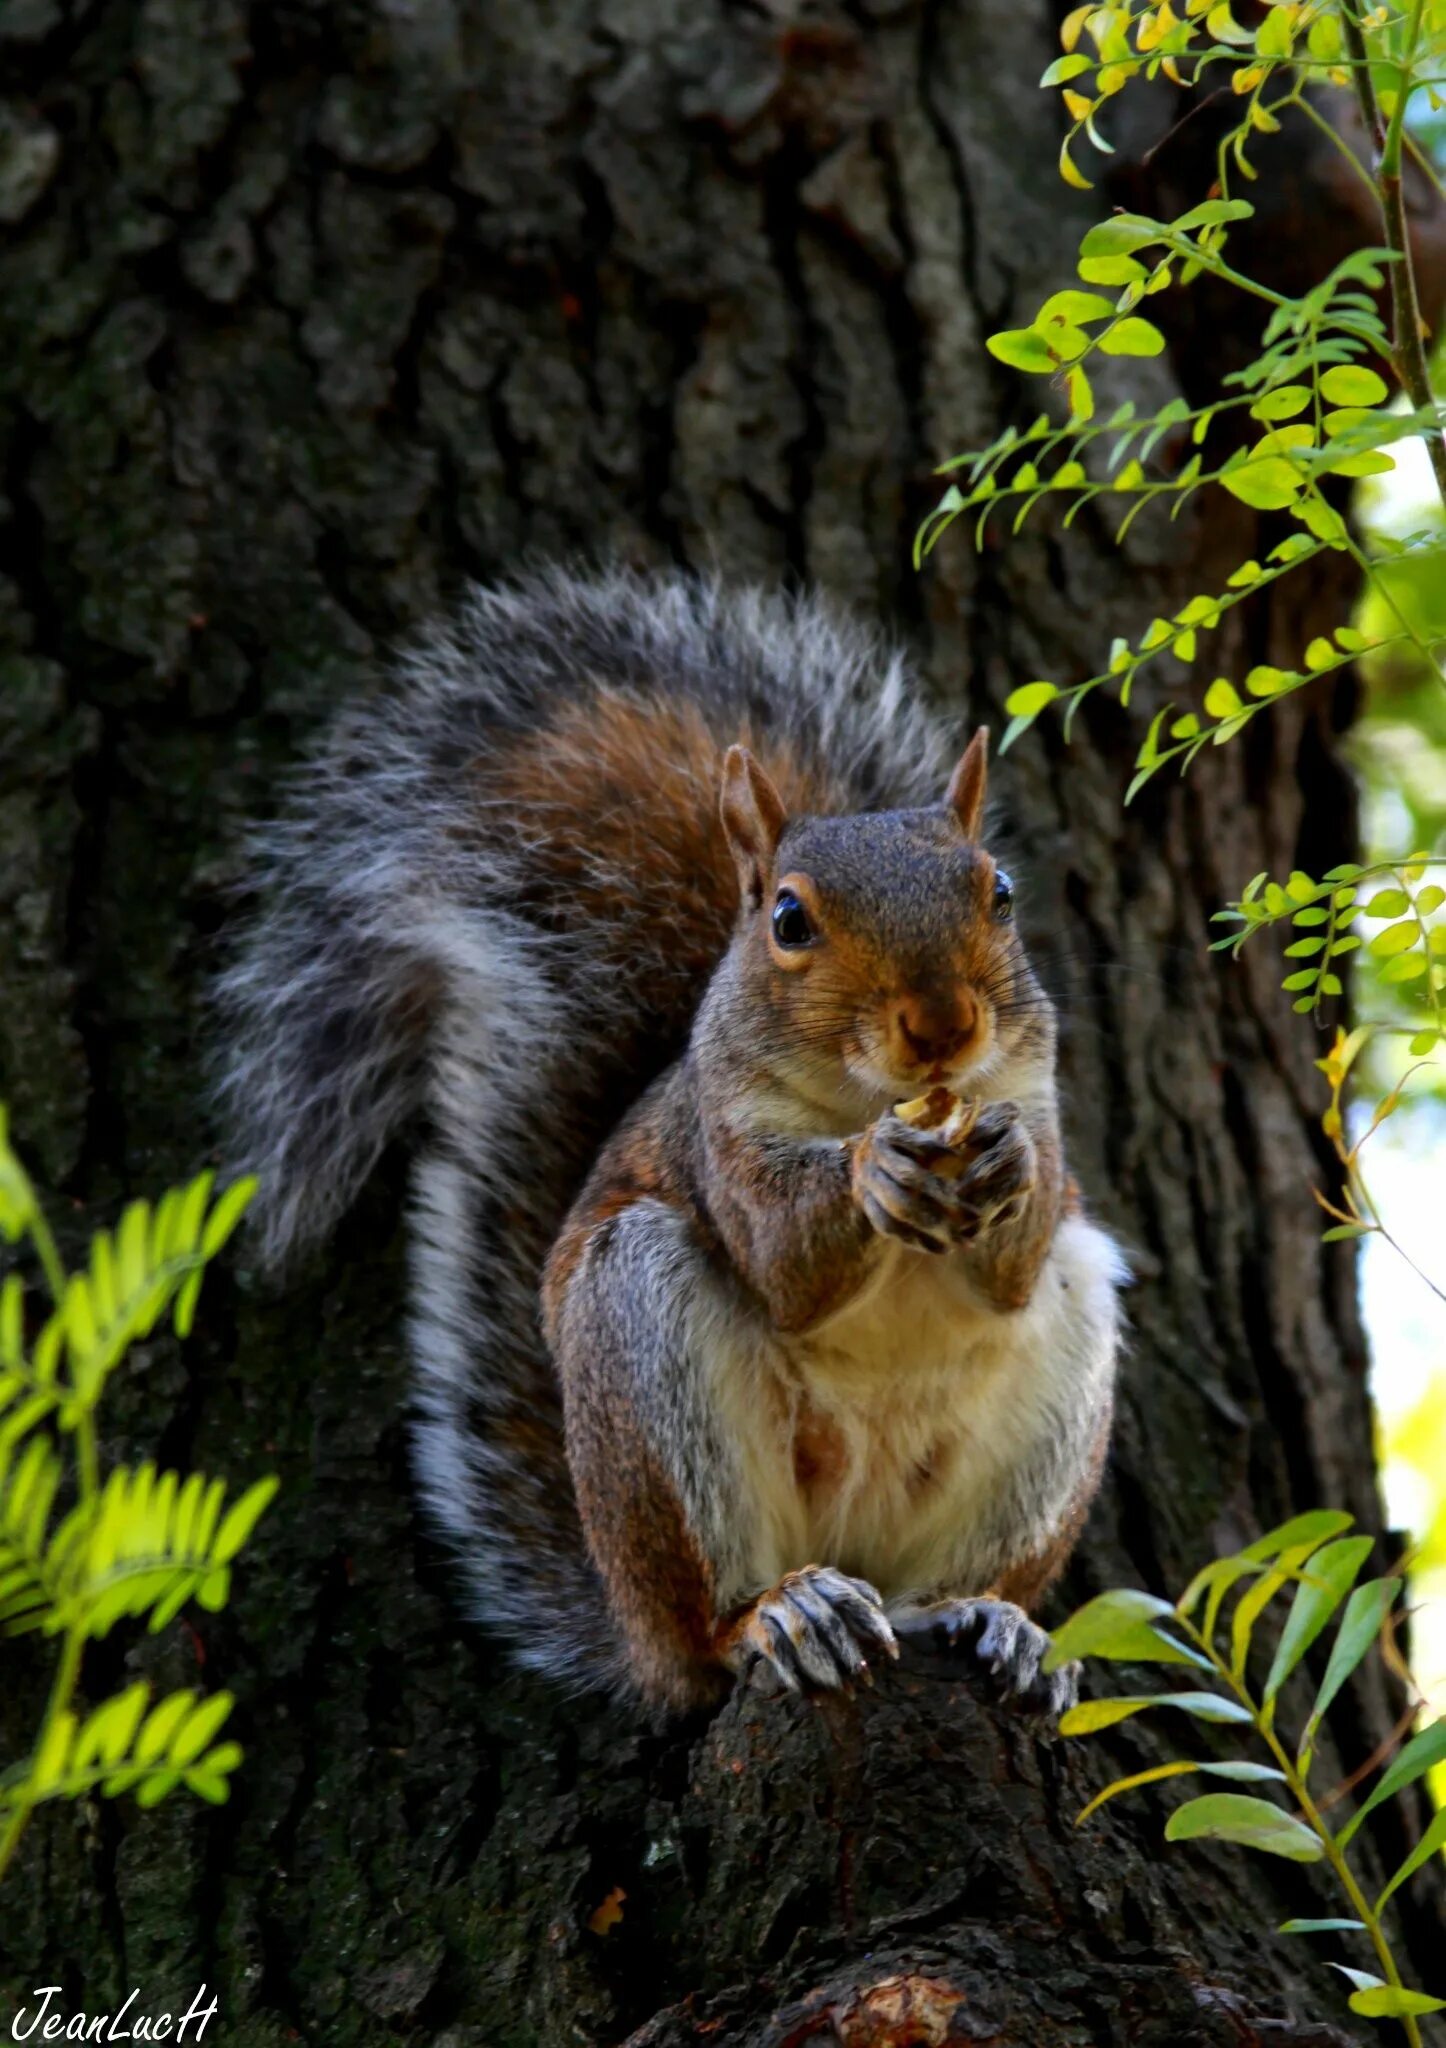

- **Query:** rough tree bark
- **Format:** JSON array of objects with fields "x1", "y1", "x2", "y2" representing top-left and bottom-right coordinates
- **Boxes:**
[{"x1": 1, "y1": 3, "x2": 1442, "y2": 2044}]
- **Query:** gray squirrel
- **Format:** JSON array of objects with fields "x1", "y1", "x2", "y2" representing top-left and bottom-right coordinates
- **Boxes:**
[{"x1": 218, "y1": 567, "x2": 1124, "y2": 1715}]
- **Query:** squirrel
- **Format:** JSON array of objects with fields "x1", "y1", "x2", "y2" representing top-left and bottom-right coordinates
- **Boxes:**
[{"x1": 218, "y1": 566, "x2": 1125, "y2": 1717}]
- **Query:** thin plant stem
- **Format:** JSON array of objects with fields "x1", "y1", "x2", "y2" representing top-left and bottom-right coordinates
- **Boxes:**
[
  {"x1": 1178, "y1": 1612, "x2": 1426, "y2": 2048},
  {"x1": 1292, "y1": 87, "x2": 1378, "y2": 198}
]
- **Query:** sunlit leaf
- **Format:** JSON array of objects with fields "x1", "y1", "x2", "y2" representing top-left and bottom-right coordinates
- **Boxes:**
[
  {"x1": 1044, "y1": 1588, "x2": 1206, "y2": 1672},
  {"x1": 1299, "y1": 1576, "x2": 1401, "y2": 1766},
  {"x1": 1060, "y1": 1691, "x2": 1252, "y2": 1735},
  {"x1": 1165, "y1": 1794, "x2": 1323, "y2": 1861},
  {"x1": 1377, "y1": 1812, "x2": 1446, "y2": 1921},
  {"x1": 1077, "y1": 1759, "x2": 1283, "y2": 1827},
  {"x1": 1340, "y1": 1720, "x2": 1446, "y2": 1848},
  {"x1": 1263, "y1": 1536, "x2": 1374, "y2": 1702},
  {"x1": 1349, "y1": 1985, "x2": 1446, "y2": 2019},
  {"x1": 1319, "y1": 365, "x2": 1389, "y2": 407}
]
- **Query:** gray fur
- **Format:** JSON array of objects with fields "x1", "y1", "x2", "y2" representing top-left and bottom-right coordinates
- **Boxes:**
[{"x1": 214, "y1": 566, "x2": 963, "y2": 1692}]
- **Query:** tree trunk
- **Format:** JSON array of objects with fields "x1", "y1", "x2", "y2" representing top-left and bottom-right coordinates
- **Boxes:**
[{"x1": 1, "y1": 3, "x2": 1441, "y2": 2043}]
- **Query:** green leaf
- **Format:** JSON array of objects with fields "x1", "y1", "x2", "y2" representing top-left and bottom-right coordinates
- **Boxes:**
[
  {"x1": 211, "y1": 1476, "x2": 279, "y2": 1567},
  {"x1": 1079, "y1": 214, "x2": 1168, "y2": 258},
  {"x1": 1326, "y1": 450, "x2": 1396, "y2": 479},
  {"x1": 1044, "y1": 1588, "x2": 1205, "y2": 1673},
  {"x1": 1243, "y1": 1511, "x2": 1354, "y2": 1563},
  {"x1": 1250, "y1": 386, "x2": 1311, "y2": 422},
  {"x1": 1204, "y1": 678, "x2": 1242, "y2": 718},
  {"x1": 1042, "y1": 53, "x2": 1094, "y2": 84},
  {"x1": 1299, "y1": 1575, "x2": 1400, "y2": 1764},
  {"x1": 1003, "y1": 681, "x2": 1060, "y2": 719},
  {"x1": 1369, "y1": 921, "x2": 1418, "y2": 958},
  {"x1": 1077, "y1": 1759, "x2": 1283, "y2": 1827},
  {"x1": 1060, "y1": 1691, "x2": 1252, "y2": 1735},
  {"x1": 1174, "y1": 199, "x2": 1255, "y2": 231},
  {"x1": 987, "y1": 328, "x2": 1056, "y2": 374},
  {"x1": 1263, "y1": 1536, "x2": 1373, "y2": 1702},
  {"x1": 1255, "y1": 7, "x2": 1293, "y2": 55},
  {"x1": 1178, "y1": 1554, "x2": 1262, "y2": 1643},
  {"x1": 1244, "y1": 665, "x2": 1289, "y2": 698},
  {"x1": 1349, "y1": 1986, "x2": 1446, "y2": 2020},
  {"x1": 1278, "y1": 1918, "x2": 1364, "y2": 1935},
  {"x1": 198, "y1": 1176, "x2": 256, "y2": 1261},
  {"x1": 1376, "y1": 1805, "x2": 1446, "y2": 1911},
  {"x1": 1228, "y1": 1540, "x2": 1319, "y2": 1679},
  {"x1": 1039, "y1": 289, "x2": 1115, "y2": 327},
  {"x1": 1363, "y1": 889, "x2": 1409, "y2": 917},
  {"x1": 1078, "y1": 254, "x2": 1147, "y2": 287},
  {"x1": 1165, "y1": 1794, "x2": 1323, "y2": 1862},
  {"x1": 1339, "y1": 1718, "x2": 1446, "y2": 1848},
  {"x1": 1219, "y1": 457, "x2": 1303, "y2": 510},
  {"x1": 1099, "y1": 317, "x2": 1164, "y2": 357},
  {"x1": 1319, "y1": 364, "x2": 1389, "y2": 407}
]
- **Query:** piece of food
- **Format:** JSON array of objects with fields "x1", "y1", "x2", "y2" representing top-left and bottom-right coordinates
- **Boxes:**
[
  {"x1": 894, "y1": 1086, "x2": 956, "y2": 1130},
  {"x1": 893, "y1": 1087, "x2": 980, "y2": 1173}
]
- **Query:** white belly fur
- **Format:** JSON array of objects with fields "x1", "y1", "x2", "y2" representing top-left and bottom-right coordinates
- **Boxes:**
[{"x1": 701, "y1": 1214, "x2": 1126, "y2": 1608}]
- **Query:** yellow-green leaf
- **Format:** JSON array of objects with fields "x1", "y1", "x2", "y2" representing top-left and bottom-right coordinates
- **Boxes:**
[
  {"x1": 1099, "y1": 317, "x2": 1165, "y2": 357},
  {"x1": 1319, "y1": 365, "x2": 1389, "y2": 407}
]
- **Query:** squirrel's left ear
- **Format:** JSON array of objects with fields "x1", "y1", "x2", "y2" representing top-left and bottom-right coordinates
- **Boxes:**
[
  {"x1": 946, "y1": 728, "x2": 990, "y2": 841},
  {"x1": 721, "y1": 745, "x2": 788, "y2": 908}
]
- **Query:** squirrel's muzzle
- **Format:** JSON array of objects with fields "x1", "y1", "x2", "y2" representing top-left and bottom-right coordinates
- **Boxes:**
[{"x1": 893, "y1": 987, "x2": 981, "y2": 1072}]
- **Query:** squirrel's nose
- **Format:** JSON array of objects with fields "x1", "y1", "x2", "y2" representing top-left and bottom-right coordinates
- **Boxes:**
[{"x1": 896, "y1": 989, "x2": 978, "y2": 1067}]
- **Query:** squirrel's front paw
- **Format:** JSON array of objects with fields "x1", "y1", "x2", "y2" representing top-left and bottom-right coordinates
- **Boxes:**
[
  {"x1": 723, "y1": 1565, "x2": 899, "y2": 1696},
  {"x1": 852, "y1": 1115, "x2": 978, "y2": 1253},
  {"x1": 951, "y1": 1104, "x2": 1036, "y2": 1240},
  {"x1": 894, "y1": 1596, "x2": 1078, "y2": 1720}
]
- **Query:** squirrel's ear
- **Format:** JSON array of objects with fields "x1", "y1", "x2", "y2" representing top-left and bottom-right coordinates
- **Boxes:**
[
  {"x1": 946, "y1": 728, "x2": 990, "y2": 841},
  {"x1": 720, "y1": 745, "x2": 788, "y2": 907}
]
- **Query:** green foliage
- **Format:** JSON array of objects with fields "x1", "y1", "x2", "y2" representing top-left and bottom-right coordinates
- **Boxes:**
[
  {"x1": 1053, "y1": 1513, "x2": 1444, "y2": 2041},
  {"x1": 917, "y1": 0, "x2": 1446, "y2": 1290},
  {"x1": 0, "y1": 1105, "x2": 271, "y2": 1891}
]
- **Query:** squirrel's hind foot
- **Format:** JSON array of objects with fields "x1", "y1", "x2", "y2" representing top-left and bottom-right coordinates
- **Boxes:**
[
  {"x1": 724, "y1": 1565, "x2": 900, "y2": 1697},
  {"x1": 894, "y1": 1596, "x2": 1079, "y2": 1721}
]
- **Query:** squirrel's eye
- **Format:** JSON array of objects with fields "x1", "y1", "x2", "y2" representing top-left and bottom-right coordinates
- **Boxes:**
[
  {"x1": 772, "y1": 889, "x2": 815, "y2": 949},
  {"x1": 993, "y1": 871, "x2": 1015, "y2": 922}
]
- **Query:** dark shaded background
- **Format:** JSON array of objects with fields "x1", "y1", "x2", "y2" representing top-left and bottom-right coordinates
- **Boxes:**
[{"x1": 1, "y1": 2, "x2": 1442, "y2": 2042}]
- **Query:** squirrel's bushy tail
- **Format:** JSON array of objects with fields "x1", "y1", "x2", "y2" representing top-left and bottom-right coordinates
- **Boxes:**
[{"x1": 215, "y1": 566, "x2": 954, "y2": 1690}]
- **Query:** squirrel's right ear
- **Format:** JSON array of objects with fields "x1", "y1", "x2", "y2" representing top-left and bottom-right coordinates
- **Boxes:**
[
  {"x1": 720, "y1": 745, "x2": 788, "y2": 908},
  {"x1": 946, "y1": 728, "x2": 990, "y2": 841}
]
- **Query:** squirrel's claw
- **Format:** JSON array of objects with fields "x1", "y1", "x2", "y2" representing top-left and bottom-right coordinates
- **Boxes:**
[
  {"x1": 727, "y1": 1565, "x2": 899, "y2": 1697},
  {"x1": 892, "y1": 1596, "x2": 1079, "y2": 1721}
]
